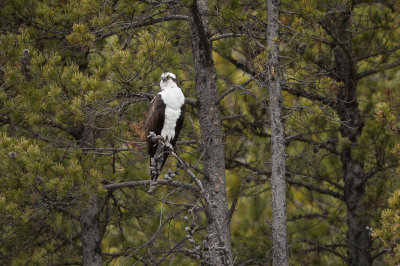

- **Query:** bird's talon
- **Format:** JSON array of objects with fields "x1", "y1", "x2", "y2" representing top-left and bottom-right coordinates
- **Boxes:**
[{"x1": 148, "y1": 186, "x2": 156, "y2": 194}]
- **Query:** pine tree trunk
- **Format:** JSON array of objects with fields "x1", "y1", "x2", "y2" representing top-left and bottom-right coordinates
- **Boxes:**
[
  {"x1": 188, "y1": 0, "x2": 233, "y2": 264},
  {"x1": 266, "y1": 0, "x2": 289, "y2": 265},
  {"x1": 332, "y1": 10, "x2": 371, "y2": 266},
  {"x1": 342, "y1": 148, "x2": 371, "y2": 266}
]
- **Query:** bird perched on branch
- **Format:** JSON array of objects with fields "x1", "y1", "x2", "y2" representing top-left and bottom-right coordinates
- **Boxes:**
[{"x1": 145, "y1": 72, "x2": 185, "y2": 182}]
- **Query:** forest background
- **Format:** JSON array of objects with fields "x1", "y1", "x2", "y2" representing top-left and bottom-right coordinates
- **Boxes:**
[{"x1": 1, "y1": 0, "x2": 400, "y2": 265}]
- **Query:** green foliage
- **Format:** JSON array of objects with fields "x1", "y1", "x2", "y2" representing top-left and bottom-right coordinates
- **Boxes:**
[
  {"x1": 376, "y1": 102, "x2": 400, "y2": 134},
  {"x1": 372, "y1": 75, "x2": 400, "y2": 264},
  {"x1": 373, "y1": 189, "x2": 400, "y2": 265}
]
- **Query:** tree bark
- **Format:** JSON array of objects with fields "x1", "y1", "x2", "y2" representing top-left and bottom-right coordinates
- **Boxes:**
[
  {"x1": 76, "y1": 125, "x2": 103, "y2": 266},
  {"x1": 188, "y1": 0, "x2": 233, "y2": 265},
  {"x1": 266, "y1": 1, "x2": 289, "y2": 265},
  {"x1": 80, "y1": 195, "x2": 103, "y2": 266},
  {"x1": 332, "y1": 11, "x2": 371, "y2": 266}
]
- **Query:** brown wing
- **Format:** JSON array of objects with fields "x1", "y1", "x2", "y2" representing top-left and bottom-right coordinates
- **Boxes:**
[{"x1": 145, "y1": 94, "x2": 165, "y2": 157}]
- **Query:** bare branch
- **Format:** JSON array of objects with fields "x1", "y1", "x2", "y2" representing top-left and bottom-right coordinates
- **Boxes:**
[
  {"x1": 221, "y1": 115, "x2": 246, "y2": 121},
  {"x1": 299, "y1": 239, "x2": 347, "y2": 261},
  {"x1": 103, "y1": 179, "x2": 201, "y2": 194},
  {"x1": 287, "y1": 178, "x2": 344, "y2": 200},
  {"x1": 216, "y1": 76, "x2": 256, "y2": 104},
  {"x1": 356, "y1": 45, "x2": 400, "y2": 61},
  {"x1": 228, "y1": 199, "x2": 238, "y2": 223},
  {"x1": 363, "y1": 163, "x2": 399, "y2": 182},
  {"x1": 357, "y1": 59, "x2": 400, "y2": 80},
  {"x1": 100, "y1": 15, "x2": 189, "y2": 39},
  {"x1": 210, "y1": 33, "x2": 242, "y2": 42},
  {"x1": 288, "y1": 212, "x2": 328, "y2": 221},
  {"x1": 218, "y1": 52, "x2": 258, "y2": 77},
  {"x1": 52, "y1": 262, "x2": 82, "y2": 266},
  {"x1": 230, "y1": 146, "x2": 343, "y2": 200},
  {"x1": 286, "y1": 135, "x2": 340, "y2": 155},
  {"x1": 318, "y1": 22, "x2": 353, "y2": 66},
  {"x1": 125, "y1": 91, "x2": 198, "y2": 107},
  {"x1": 282, "y1": 85, "x2": 337, "y2": 110}
]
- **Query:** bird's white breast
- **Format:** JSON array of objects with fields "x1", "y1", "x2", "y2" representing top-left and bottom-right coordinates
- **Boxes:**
[{"x1": 159, "y1": 84, "x2": 185, "y2": 141}]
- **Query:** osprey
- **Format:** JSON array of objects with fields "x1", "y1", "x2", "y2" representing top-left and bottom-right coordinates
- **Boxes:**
[{"x1": 145, "y1": 72, "x2": 185, "y2": 181}]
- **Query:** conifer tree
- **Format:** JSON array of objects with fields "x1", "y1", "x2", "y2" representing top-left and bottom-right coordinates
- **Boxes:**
[{"x1": 1, "y1": 0, "x2": 400, "y2": 265}]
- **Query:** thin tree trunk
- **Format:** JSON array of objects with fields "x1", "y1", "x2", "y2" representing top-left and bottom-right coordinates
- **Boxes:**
[
  {"x1": 80, "y1": 195, "x2": 103, "y2": 266},
  {"x1": 76, "y1": 125, "x2": 103, "y2": 266},
  {"x1": 266, "y1": 0, "x2": 289, "y2": 265},
  {"x1": 188, "y1": 0, "x2": 233, "y2": 265}
]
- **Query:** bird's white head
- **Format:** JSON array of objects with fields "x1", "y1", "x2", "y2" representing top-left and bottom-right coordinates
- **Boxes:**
[{"x1": 160, "y1": 72, "x2": 177, "y2": 90}]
